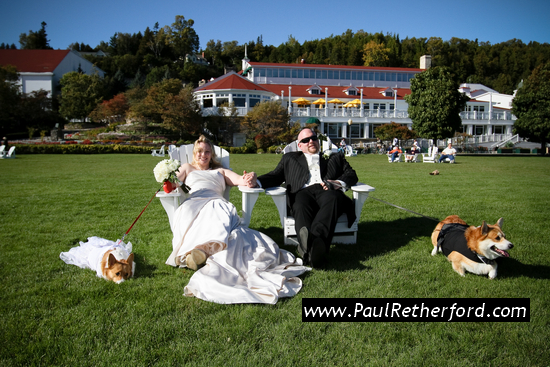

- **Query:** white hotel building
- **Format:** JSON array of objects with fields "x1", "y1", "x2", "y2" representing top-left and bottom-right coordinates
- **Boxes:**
[{"x1": 194, "y1": 54, "x2": 515, "y2": 143}]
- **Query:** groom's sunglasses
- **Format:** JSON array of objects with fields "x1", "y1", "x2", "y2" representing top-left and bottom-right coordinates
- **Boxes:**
[{"x1": 299, "y1": 135, "x2": 318, "y2": 144}]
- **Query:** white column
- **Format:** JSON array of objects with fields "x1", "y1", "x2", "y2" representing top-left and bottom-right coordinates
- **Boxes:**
[
  {"x1": 288, "y1": 86, "x2": 292, "y2": 115},
  {"x1": 394, "y1": 88, "x2": 397, "y2": 118},
  {"x1": 360, "y1": 89, "x2": 364, "y2": 117},
  {"x1": 325, "y1": 88, "x2": 328, "y2": 117}
]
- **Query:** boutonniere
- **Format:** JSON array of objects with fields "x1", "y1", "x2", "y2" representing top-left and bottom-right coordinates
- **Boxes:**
[{"x1": 322, "y1": 150, "x2": 333, "y2": 160}]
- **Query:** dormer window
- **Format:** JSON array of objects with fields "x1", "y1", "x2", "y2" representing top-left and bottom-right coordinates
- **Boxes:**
[
  {"x1": 382, "y1": 87, "x2": 394, "y2": 97},
  {"x1": 344, "y1": 86, "x2": 358, "y2": 96},
  {"x1": 307, "y1": 84, "x2": 322, "y2": 95}
]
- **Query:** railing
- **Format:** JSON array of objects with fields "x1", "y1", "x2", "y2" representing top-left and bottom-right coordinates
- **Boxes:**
[
  {"x1": 201, "y1": 107, "x2": 249, "y2": 116},
  {"x1": 491, "y1": 134, "x2": 522, "y2": 148},
  {"x1": 201, "y1": 106, "x2": 517, "y2": 122},
  {"x1": 460, "y1": 111, "x2": 516, "y2": 121},
  {"x1": 290, "y1": 108, "x2": 410, "y2": 119}
]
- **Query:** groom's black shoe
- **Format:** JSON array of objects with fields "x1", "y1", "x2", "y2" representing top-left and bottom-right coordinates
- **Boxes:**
[
  {"x1": 309, "y1": 238, "x2": 326, "y2": 268},
  {"x1": 298, "y1": 226, "x2": 309, "y2": 260}
]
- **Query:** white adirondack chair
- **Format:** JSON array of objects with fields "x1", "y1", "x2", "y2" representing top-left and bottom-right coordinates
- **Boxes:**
[
  {"x1": 151, "y1": 145, "x2": 165, "y2": 157},
  {"x1": 0, "y1": 146, "x2": 15, "y2": 159},
  {"x1": 345, "y1": 145, "x2": 357, "y2": 157},
  {"x1": 156, "y1": 144, "x2": 261, "y2": 232},
  {"x1": 422, "y1": 146, "x2": 439, "y2": 163},
  {"x1": 243, "y1": 142, "x2": 375, "y2": 246},
  {"x1": 387, "y1": 149, "x2": 403, "y2": 163},
  {"x1": 0, "y1": 145, "x2": 5, "y2": 158}
]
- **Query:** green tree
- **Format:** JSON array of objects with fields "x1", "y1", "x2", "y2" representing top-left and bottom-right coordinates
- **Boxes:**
[
  {"x1": 165, "y1": 15, "x2": 199, "y2": 62},
  {"x1": 405, "y1": 66, "x2": 469, "y2": 139},
  {"x1": 242, "y1": 101, "x2": 290, "y2": 143},
  {"x1": 362, "y1": 40, "x2": 390, "y2": 67},
  {"x1": 128, "y1": 78, "x2": 182, "y2": 124},
  {"x1": 59, "y1": 72, "x2": 105, "y2": 121},
  {"x1": 0, "y1": 65, "x2": 22, "y2": 133},
  {"x1": 512, "y1": 62, "x2": 550, "y2": 155},
  {"x1": 19, "y1": 21, "x2": 52, "y2": 49},
  {"x1": 373, "y1": 122, "x2": 417, "y2": 142},
  {"x1": 161, "y1": 85, "x2": 203, "y2": 138}
]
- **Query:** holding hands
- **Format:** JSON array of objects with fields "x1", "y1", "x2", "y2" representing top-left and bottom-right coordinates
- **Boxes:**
[{"x1": 242, "y1": 171, "x2": 258, "y2": 188}]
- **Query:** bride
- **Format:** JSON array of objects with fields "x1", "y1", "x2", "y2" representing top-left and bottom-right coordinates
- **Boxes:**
[{"x1": 166, "y1": 135, "x2": 309, "y2": 304}]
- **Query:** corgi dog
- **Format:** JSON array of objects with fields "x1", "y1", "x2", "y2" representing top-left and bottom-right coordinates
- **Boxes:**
[
  {"x1": 431, "y1": 215, "x2": 513, "y2": 279},
  {"x1": 60, "y1": 237, "x2": 135, "y2": 284}
]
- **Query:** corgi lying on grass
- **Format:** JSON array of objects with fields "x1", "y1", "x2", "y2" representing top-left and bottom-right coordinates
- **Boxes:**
[{"x1": 60, "y1": 237, "x2": 135, "y2": 284}]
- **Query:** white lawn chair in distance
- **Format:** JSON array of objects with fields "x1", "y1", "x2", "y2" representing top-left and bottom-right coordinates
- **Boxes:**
[
  {"x1": 241, "y1": 141, "x2": 375, "y2": 246},
  {"x1": 0, "y1": 145, "x2": 5, "y2": 158},
  {"x1": 0, "y1": 146, "x2": 16, "y2": 159},
  {"x1": 151, "y1": 145, "x2": 166, "y2": 157},
  {"x1": 345, "y1": 145, "x2": 357, "y2": 157},
  {"x1": 422, "y1": 146, "x2": 438, "y2": 163},
  {"x1": 167, "y1": 144, "x2": 177, "y2": 156}
]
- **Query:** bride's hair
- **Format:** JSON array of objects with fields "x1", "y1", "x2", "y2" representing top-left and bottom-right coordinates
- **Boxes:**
[{"x1": 193, "y1": 135, "x2": 222, "y2": 169}]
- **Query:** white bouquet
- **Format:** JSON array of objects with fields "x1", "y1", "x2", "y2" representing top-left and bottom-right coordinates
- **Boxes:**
[
  {"x1": 154, "y1": 159, "x2": 180, "y2": 183},
  {"x1": 153, "y1": 159, "x2": 190, "y2": 193}
]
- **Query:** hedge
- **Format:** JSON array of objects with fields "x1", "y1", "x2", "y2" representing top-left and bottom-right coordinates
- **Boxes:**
[
  {"x1": 14, "y1": 144, "x2": 282, "y2": 155},
  {"x1": 14, "y1": 144, "x2": 155, "y2": 154}
]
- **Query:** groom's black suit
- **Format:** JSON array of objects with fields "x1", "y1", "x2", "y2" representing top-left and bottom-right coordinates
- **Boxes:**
[{"x1": 257, "y1": 150, "x2": 358, "y2": 252}]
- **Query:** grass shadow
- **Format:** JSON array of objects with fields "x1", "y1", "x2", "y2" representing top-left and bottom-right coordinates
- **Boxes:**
[
  {"x1": 255, "y1": 217, "x2": 437, "y2": 272},
  {"x1": 327, "y1": 216, "x2": 437, "y2": 271},
  {"x1": 496, "y1": 258, "x2": 550, "y2": 280}
]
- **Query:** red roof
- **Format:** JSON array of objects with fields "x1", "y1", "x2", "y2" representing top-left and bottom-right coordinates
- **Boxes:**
[
  {"x1": 261, "y1": 84, "x2": 410, "y2": 100},
  {"x1": 195, "y1": 72, "x2": 270, "y2": 92},
  {"x1": 0, "y1": 49, "x2": 70, "y2": 72},
  {"x1": 247, "y1": 61, "x2": 423, "y2": 73}
]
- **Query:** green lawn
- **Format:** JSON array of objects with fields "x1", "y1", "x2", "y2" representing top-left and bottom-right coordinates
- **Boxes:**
[{"x1": 1, "y1": 153, "x2": 549, "y2": 366}]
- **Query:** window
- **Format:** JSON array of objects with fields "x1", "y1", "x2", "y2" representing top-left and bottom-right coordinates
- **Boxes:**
[
  {"x1": 348, "y1": 90, "x2": 357, "y2": 96},
  {"x1": 389, "y1": 104, "x2": 395, "y2": 110},
  {"x1": 385, "y1": 91, "x2": 393, "y2": 97},
  {"x1": 493, "y1": 125, "x2": 504, "y2": 134},
  {"x1": 474, "y1": 125, "x2": 486, "y2": 135},
  {"x1": 310, "y1": 89, "x2": 320, "y2": 95},
  {"x1": 373, "y1": 103, "x2": 386, "y2": 110},
  {"x1": 323, "y1": 123, "x2": 340, "y2": 139},
  {"x1": 249, "y1": 94, "x2": 261, "y2": 107},
  {"x1": 232, "y1": 93, "x2": 246, "y2": 107}
]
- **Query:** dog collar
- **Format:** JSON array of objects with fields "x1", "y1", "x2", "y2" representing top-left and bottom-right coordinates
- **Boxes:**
[{"x1": 476, "y1": 254, "x2": 495, "y2": 265}]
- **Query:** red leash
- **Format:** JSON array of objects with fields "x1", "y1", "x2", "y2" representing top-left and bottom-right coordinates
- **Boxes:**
[{"x1": 119, "y1": 188, "x2": 161, "y2": 243}]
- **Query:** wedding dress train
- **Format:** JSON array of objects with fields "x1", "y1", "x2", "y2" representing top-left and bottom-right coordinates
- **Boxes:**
[{"x1": 166, "y1": 170, "x2": 309, "y2": 304}]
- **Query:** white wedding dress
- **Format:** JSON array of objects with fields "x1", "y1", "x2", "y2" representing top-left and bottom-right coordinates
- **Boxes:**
[{"x1": 166, "y1": 170, "x2": 309, "y2": 304}]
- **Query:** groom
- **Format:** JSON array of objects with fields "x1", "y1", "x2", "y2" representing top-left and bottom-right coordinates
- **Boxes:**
[{"x1": 251, "y1": 128, "x2": 358, "y2": 267}]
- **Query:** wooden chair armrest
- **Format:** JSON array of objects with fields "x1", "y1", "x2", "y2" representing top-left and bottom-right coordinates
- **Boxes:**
[
  {"x1": 238, "y1": 186, "x2": 264, "y2": 227},
  {"x1": 156, "y1": 188, "x2": 185, "y2": 231},
  {"x1": 265, "y1": 187, "x2": 287, "y2": 227},
  {"x1": 350, "y1": 183, "x2": 375, "y2": 219}
]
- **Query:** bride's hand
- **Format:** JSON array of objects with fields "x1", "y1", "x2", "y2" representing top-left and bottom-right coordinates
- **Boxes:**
[{"x1": 243, "y1": 171, "x2": 257, "y2": 188}]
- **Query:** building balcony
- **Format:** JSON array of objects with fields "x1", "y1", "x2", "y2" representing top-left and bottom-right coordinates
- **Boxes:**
[{"x1": 459, "y1": 111, "x2": 516, "y2": 121}]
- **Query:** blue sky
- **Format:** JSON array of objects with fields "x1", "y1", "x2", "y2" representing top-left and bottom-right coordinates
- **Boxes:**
[{"x1": 1, "y1": 0, "x2": 549, "y2": 51}]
